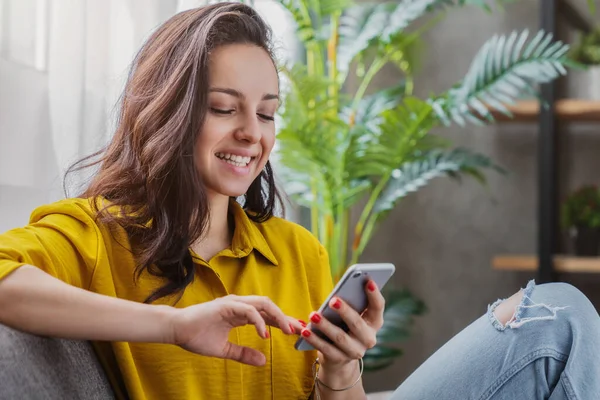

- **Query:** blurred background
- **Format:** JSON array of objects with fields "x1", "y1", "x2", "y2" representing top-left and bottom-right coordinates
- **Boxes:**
[{"x1": 2, "y1": 0, "x2": 600, "y2": 394}]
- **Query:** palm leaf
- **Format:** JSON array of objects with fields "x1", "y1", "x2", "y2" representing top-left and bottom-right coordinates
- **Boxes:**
[
  {"x1": 337, "y1": 3, "x2": 394, "y2": 78},
  {"x1": 345, "y1": 97, "x2": 436, "y2": 182},
  {"x1": 274, "y1": 133, "x2": 332, "y2": 208},
  {"x1": 433, "y1": 29, "x2": 570, "y2": 126},
  {"x1": 336, "y1": 1, "x2": 437, "y2": 79},
  {"x1": 275, "y1": 0, "x2": 317, "y2": 44},
  {"x1": 373, "y1": 148, "x2": 502, "y2": 214},
  {"x1": 385, "y1": 31, "x2": 425, "y2": 77},
  {"x1": 363, "y1": 286, "x2": 426, "y2": 371},
  {"x1": 319, "y1": 0, "x2": 354, "y2": 18},
  {"x1": 448, "y1": 0, "x2": 517, "y2": 11},
  {"x1": 340, "y1": 83, "x2": 407, "y2": 129},
  {"x1": 379, "y1": 0, "x2": 451, "y2": 41},
  {"x1": 340, "y1": 179, "x2": 373, "y2": 209},
  {"x1": 279, "y1": 65, "x2": 337, "y2": 128},
  {"x1": 337, "y1": 0, "x2": 508, "y2": 80}
]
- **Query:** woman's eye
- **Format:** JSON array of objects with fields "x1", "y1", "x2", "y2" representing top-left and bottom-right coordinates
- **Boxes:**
[
  {"x1": 211, "y1": 108, "x2": 234, "y2": 115},
  {"x1": 257, "y1": 113, "x2": 275, "y2": 121}
]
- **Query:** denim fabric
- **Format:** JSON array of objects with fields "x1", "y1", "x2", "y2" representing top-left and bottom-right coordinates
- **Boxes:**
[{"x1": 390, "y1": 281, "x2": 600, "y2": 400}]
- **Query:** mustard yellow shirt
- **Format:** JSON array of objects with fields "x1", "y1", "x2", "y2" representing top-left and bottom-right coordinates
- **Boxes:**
[{"x1": 0, "y1": 198, "x2": 333, "y2": 399}]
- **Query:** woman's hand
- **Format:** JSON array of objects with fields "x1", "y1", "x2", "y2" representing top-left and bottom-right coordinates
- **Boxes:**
[
  {"x1": 169, "y1": 294, "x2": 297, "y2": 366},
  {"x1": 300, "y1": 280, "x2": 385, "y2": 380}
]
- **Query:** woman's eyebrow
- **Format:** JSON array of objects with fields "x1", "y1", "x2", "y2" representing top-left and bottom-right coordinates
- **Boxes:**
[{"x1": 209, "y1": 87, "x2": 279, "y2": 101}]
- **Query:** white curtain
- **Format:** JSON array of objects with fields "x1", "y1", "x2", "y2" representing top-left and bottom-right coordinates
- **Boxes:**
[{"x1": 47, "y1": 0, "x2": 181, "y2": 189}]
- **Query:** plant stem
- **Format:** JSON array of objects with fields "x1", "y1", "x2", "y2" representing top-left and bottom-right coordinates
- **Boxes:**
[
  {"x1": 331, "y1": 191, "x2": 346, "y2": 278},
  {"x1": 328, "y1": 12, "x2": 340, "y2": 113},
  {"x1": 324, "y1": 213, "x2": 334, "y2": 270},
  {"x1": 351, "y1": 55, "x2": 389, "y2": 114},
  {"x1": 354, "y1": 209, "x2": 380, "y2": 260},
  {"x1": 307, "y1": 50, "x2": 315, "y2": 76},
  {"x1": 340, "y1": 209, "x2": 349, "y2": 274},
  {"x1": 310, "y1": 178, "x2": 319, "y2": 238},
  {"x1": 350, "y1": 172, "x2": 392, "y2": 265},
  {"x1": 404, "y1": 75, "x2": 414, "y2": 96}
]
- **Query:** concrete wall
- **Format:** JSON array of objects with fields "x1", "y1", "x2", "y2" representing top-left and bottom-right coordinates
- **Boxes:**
[{"x1": 359, "y1": 2, "x2": 600, "y2": 393}]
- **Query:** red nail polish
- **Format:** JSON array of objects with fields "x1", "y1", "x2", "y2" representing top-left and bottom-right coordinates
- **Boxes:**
[
  {"x1": 264, "y1": 330, "x2": 270, "y2": 339},
  {"x1": 298, "y1": 319, "x2": 307, "y2": 327},
  {"x1": 301, "y1": 329, "x2": 311, "y2": 338},
  {"x1": 289, "y1": 323, "x2": 295, "y2": 333},
  {"x1": 332, "y1": 297, "x2": 342, "y2": 309},
  {"x1": 367, "y1": 281, "x2": 377, "y2": 292},
  {"x1": 310, "y1": 313, "x2": 321, "y2": 324}
]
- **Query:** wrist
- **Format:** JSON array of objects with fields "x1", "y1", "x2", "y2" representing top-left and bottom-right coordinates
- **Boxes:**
[
  {"x1": 316, "y1": 359, "x2": 363, "y2": 391},
  {"x1": 154, "y1": 304, "x2": 179, "y2": 345}
]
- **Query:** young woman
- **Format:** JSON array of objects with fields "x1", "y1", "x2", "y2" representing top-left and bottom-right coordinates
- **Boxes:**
[
  {"x1": 0, "y1": 3, "x2": 599, "y2": 400},
  {"x1": 0, "y1": 3, "x2": 382, "y2": 399}
]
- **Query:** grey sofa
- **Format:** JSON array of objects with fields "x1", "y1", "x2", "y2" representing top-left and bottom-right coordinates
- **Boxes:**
[
  {"x1": 0, "y1": 323, "x2": 396, "y2": 400},
  {"x1": 0, "y1": 323, "x2": 115, "y2": 400}
]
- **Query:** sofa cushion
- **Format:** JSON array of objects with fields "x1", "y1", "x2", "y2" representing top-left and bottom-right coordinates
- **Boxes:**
[{"x1": 0, "y1": 323, "x2": 115, "y2": 400}]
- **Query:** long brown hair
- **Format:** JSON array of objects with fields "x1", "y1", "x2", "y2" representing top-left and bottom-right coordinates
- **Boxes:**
[{"x1": 65, "y1": 2, "x2": 283, "y2": 303}]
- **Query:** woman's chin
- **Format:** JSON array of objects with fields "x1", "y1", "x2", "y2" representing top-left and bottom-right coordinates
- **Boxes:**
[{"x1": 213, "y1": 185, "x2": 252, "y2": 199}]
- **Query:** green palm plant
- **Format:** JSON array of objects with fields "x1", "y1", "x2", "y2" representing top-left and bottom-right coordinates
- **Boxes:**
[{"x1": 266, "y1": 0, "x2": 572, "y2": 371}]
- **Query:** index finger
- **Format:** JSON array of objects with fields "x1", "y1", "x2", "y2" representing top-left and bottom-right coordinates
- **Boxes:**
[
  {"x1": 234, "y1": 296, "x2": 295, "y2": 334},
  {"x1": 227, "y1": 301, "x2": 269, "y2": 339},
  {"x1": 363, "y1": 280, "x2": 385, "y2": 328}
]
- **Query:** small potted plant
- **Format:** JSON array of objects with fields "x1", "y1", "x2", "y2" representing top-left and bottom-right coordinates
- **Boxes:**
[
  {"x1": 561, "y1": 185, "x2": 600, "y2": 256},
  {"x1": 569, "y1": 28, "x2": 600, "y2": 100}
]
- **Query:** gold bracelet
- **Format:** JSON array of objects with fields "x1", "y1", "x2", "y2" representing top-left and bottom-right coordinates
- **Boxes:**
[{"x1": 312, "y1": 357, "x2": 363, "y2": 399}]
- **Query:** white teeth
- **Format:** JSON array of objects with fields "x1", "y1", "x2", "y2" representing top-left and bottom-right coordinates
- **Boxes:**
[
  {"x1": 215, "y1": 152, "x2": 253, "y2": 167},
  {"x1": 226, "y1": 159, "x2": 246, "y2": 167}
]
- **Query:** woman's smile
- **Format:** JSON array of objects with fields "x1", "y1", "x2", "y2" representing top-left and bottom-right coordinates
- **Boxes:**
[{"x1": 215, "y1": 151, "x2": 257, "y2": 175}]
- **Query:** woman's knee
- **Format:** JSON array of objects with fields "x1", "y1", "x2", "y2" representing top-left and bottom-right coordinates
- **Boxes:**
[
  {"x1": 489, "y1": 281, "x2": 596, "y2": 332},
  {"x1": 534, "y1": 282, "x2": 597, "y2": 318}
]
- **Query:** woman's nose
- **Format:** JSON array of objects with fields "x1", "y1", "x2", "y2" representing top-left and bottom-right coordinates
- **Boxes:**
[{"x1": 234, "y1": 114, "x2": 261, "y2": 143}]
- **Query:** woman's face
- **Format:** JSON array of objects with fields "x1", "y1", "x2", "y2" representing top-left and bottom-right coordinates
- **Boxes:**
[{"x1": 195, "y1": 43, "x2": 279, "y2": 199}]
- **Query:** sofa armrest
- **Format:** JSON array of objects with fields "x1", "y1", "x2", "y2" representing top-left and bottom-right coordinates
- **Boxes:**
[{"x1": 0, "y1": 323, "x2": 115, "y2": 400}]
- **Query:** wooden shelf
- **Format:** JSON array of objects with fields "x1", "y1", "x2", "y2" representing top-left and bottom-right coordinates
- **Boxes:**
[
  {"x1": 493, "y1": 255, "x2": 600, "y2": 273},
  {"x1": 489, "y1": 100, "x2": 600, "y2": 122}
]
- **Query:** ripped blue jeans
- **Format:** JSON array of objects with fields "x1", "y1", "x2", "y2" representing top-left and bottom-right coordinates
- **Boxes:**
[{"x1": 390, "y1": 281, "x2": 600, "y2": 400}]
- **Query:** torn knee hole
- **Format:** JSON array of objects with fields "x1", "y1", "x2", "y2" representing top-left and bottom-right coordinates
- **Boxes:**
[
  {"x1": 488, "y1": 280, "x2": 569, "y2": 331},
  {"x1": 493, "y1": 289, "x2": 524, "y2": 327}
]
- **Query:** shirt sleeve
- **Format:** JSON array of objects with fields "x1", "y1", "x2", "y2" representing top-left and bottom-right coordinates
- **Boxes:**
[{"x1": 0, "y1": 200, "x2": 101, "y2": 289}]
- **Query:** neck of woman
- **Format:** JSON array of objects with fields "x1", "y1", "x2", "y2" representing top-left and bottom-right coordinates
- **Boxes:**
[{"x1": 190, "y1": 194, "x2": 233, "y2": 262}]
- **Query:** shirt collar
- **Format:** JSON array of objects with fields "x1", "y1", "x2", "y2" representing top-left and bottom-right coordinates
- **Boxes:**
[{"x1": 229, "y1": 200, "x2": 279, "y2": 266}]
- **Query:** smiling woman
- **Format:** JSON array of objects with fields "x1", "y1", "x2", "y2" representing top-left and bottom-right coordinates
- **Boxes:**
[
  {"x1": 2, "y1": 2, "x2": 600, "y2": 400},
  {"x1": 196, "y1": 44, "x2": 279, "y2": 199},
  {"x1": 0, "y1": 3, "x2": 382, "y2": 400}
]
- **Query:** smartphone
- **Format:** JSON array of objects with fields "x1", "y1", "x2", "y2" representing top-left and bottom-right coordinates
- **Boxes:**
[{"x1": 294, "y1": 262, "x2": 395, "y2": 351}]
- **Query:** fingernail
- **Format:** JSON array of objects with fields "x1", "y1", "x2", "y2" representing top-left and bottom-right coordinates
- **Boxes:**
[
  {"x1": 331, "y1": 297, "x2": 342, "y2": 309},
  {"x1": 264, "y1": 330, "x2": 270, "y2": 339},
  {"x1": 367, "y1": 280, "x2": 377, "y2": 292},
  {"x1": 289, "y1": 323, "x2": 295, "y2": 334},
  {"x1": 310, "y1": 313, "x2": 321, "y2": 324},
  {"x1": 298, "y1": 319, "x2": 307, "y2": 327},
  {"x1": 301, "y1": 329, "x2": 311, "y2": 338}
]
